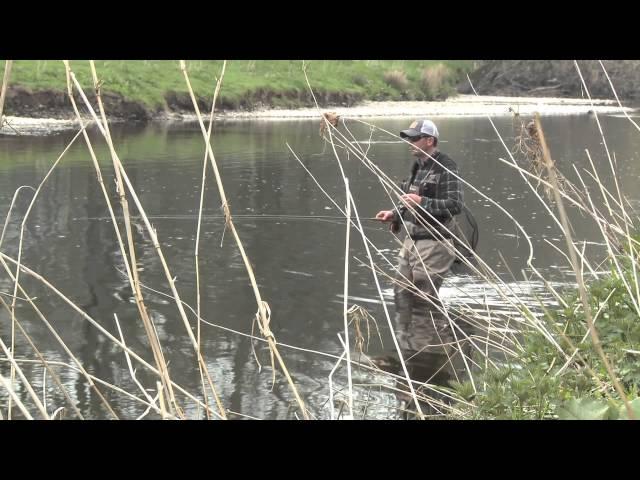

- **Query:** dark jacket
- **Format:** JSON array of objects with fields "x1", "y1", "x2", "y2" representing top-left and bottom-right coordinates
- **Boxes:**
[{"x1": 393, "y1": 151, "x2": 464, "y2": 240}]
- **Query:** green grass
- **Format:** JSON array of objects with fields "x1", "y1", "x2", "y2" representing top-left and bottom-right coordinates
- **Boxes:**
[{"x1": 4, "y1": 60, "x2": 474, "y2": 110}]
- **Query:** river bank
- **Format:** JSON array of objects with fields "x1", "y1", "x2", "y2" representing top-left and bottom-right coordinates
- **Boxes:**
[
  {"x1": 1, "y1": 94, "x2": 635, "y2": 136},
  {"x1": 219, "y1": 94, "x2": 635, "y2": 119}
]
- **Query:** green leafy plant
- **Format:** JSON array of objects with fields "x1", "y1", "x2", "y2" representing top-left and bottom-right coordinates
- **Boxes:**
[{"x1": 452, "y1": 248, "x2": 640, "y2": 419}]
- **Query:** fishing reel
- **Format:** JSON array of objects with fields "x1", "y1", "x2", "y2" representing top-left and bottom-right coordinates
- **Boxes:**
[{"x1": 390, "y1": 206, "x2": 406, "y2": 234}]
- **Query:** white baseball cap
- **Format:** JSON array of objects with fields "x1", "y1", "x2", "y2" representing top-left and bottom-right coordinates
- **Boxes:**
[{"x1": 400, "y1": 119, "x2": 439, "y2": 139}]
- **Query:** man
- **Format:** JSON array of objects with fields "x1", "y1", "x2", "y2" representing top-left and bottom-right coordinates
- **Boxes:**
[{"x1": 375, "y1": 119, "x2": 466, "y2": 412}]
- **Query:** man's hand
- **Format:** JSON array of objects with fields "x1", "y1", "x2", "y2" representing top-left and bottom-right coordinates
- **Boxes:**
[
  {"x1": 376, "y1": 210, "x2": 394, "y2": 222},
  {"x1": 400, "y1": 193, "x2": 422, "y2": 207}
]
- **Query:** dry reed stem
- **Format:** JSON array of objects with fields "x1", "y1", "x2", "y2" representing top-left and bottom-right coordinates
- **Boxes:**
[
  {"x1": 193, "y1": 61, "x2": 226, "y2": 419},
  {"x1": 83, "y1": 61, "x2": 181, "y2": 416},
  {"x1": 581, "y1": 150, "x2": 640, "y2": 317},
  {"x1": 492, "y1": 153, "x2": 635, "y2": 242},
  {"x1": 342, "y1": 178, "x2": 355, "y2": 417},
  {"x1": 584, "y1": 149, "x2": 640, "y2": 312},
  {"x1": 0, "y1": 255, "x2": 119, "y2": 419},
  {"x1": 6, "y1": 127, "x2": 84, "y2": 418},
  {"x1": 88, "y1": 61, "x2": 174, "y2": 389},
  {"x1": 599, "y1": 60, "x2": 640, "y2": 133},
  {"x1": 534, "y1": 114, "x2": 634, "y2": 419},
  {"x1": 300, "y1": 62, "x2": 428, "y2": 416},
  {"x1": 0, "y1": 186, "x2": 35, "y2": 250},
  {"x1": 345, "y1": 183, "x2": 425, "y2": 417},
  {"x1": 0, "y1": 250, "x2": 223, "y2": 419},
  {"x1": 67, "y1": 63, "x2": 226, "y2": 419},
  {"x1": 81, "y1": 63, "x2": 225, "y2": 419},
  {"x1": 0, "y1": 330, "x2": 49, "y2": 418},
  {"x1": 576, "y1": 161, "x2": 640, "y2": 306},
  {"x1": 574, "y1": 61, "x2": 640, "y2": 314},
  {"x1": 574, "y1": 62, "x2": 631, "y2": 233},
  {"x1": 158, "y1": 380, "x2": 167, "y2": 420},
  {"x1": 0, "y1": 372, "x2": 32, "y2": 419},
  {"x1": 62, "y1": 63, "x2": 179, "y2": 416},
  {"x1": 0, "y1": 357, "x2": 177, "y2": 419},
  {"x1": 114, "y1": 314, "x2": 157, "y2": 407},
  {"x1": 328, "y1": 350, "x2": 347, "y2": 420},
  {"x1": 0, "y1": 295, "x2": 84, "y2": 418},
  {"x1": 180, "y1": 60, "x2": 308, "y2": 419},
  {"x1": 580, "y1": 165, "x2": 634, "y2": 228}
]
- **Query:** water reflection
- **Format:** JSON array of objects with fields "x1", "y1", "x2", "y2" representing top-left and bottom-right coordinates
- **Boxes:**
[{"x1": 0, "y1": 114, "x2": 638, "y2": 419}]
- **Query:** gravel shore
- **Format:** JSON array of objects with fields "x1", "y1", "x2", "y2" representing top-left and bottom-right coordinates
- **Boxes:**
[{"x1": 2, "y1": 95, "x2": 635, "y2": 136}]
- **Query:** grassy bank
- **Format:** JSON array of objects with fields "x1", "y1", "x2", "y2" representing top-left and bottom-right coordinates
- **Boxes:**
[
  {"x1": 5, "y1": 60, "x2": 473, "y2": 113},
  {"x1": 450, "y1": 238, "x2": 640, "y2": 418}
]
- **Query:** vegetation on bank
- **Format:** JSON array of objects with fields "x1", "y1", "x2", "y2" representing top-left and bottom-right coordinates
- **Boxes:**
[
  {"x1": 461, "y1": 60, "x2": 640, "y2": 103},
  {"x1": 452, "y1": 236, "x2": 640, "y2": 419},
  {"x1": 3, "y1": 60, "x2": 473, "y2": 113}
]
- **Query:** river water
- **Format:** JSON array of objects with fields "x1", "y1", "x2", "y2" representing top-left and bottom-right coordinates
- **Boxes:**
[{"x1": 0, "y1": 113, "x2": 638, "y2": 419}]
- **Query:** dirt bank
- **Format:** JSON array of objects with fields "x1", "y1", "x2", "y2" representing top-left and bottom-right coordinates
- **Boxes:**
[
  {"x1": 3, "y1": 85, "x2": 152, "y2": 121},
  {"x1": 1, "y1": 85, "x2": 365, "y2": 123}
]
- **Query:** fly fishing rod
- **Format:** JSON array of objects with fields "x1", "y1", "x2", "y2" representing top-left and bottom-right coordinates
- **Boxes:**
[{"x1": 78, "y1": 214, "x2": 385, "y2": 222}]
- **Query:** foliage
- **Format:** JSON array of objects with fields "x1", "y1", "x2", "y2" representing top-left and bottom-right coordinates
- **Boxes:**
[
  {"x1": 452, "y1": 246, "x2": 640, "y2": 419},
  {"x1": 4, "y1": 60, "x2": 474, "y2": 110}
]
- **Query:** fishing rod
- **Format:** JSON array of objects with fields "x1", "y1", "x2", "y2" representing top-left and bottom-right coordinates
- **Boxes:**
[
  {"x1": 150, "y1": 214, "x2": 384, "y2": 221},
  {"x1": 77, "y1": 214, "x2": 385, "y2": 222}
]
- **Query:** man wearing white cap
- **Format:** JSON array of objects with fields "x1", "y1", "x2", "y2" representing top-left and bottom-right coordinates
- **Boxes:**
[{"x1": 375, "y1": 119, "x2": 465, "y2": 408}]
